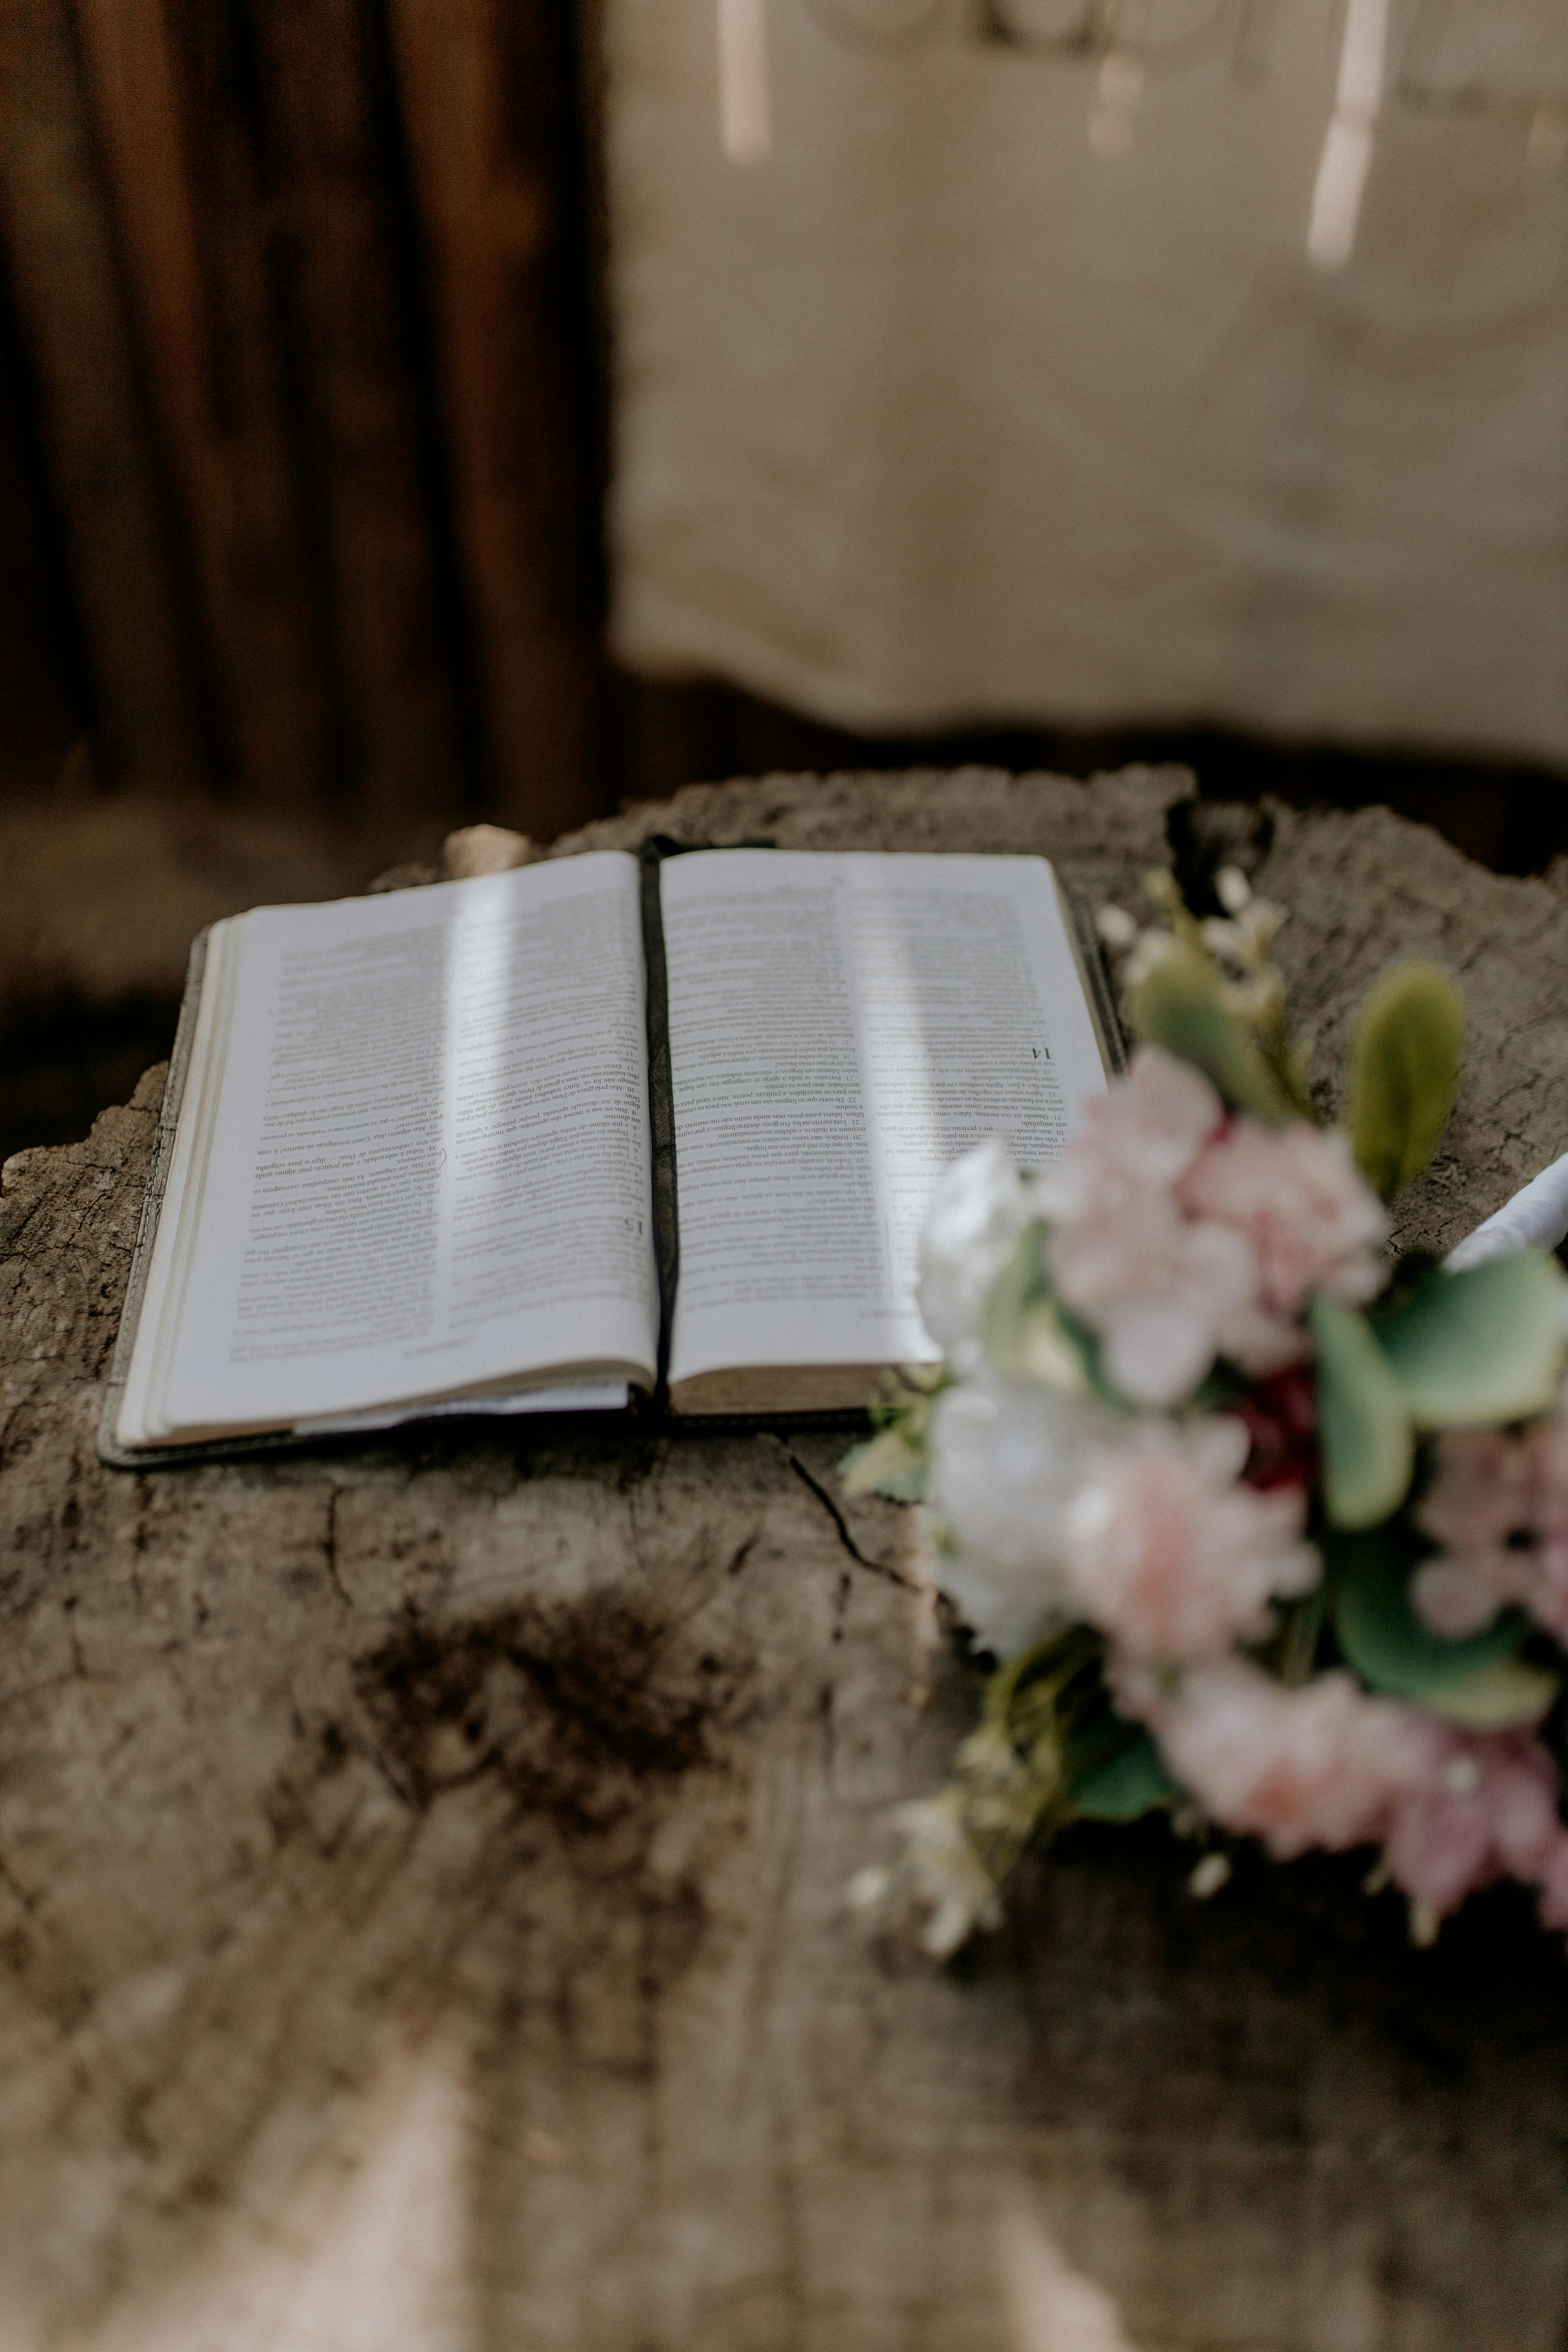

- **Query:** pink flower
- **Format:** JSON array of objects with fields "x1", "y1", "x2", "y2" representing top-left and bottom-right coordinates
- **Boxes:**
[
  {"x1": 1416, "y1": 1427, "x2": 1533, "y2": 1559},
  {"x1": 1034, "y1": 1047, "x2": 1222, "y2": 1224},
  {"x1": 1413, "y1": 1417, "x2": 1568, "y2": 1643},
  {"x1": 1177, "y1": 1119, "x2": 1386, "y2": 1317},
  {"x1": 1063, "y1": 1419, "x2": 1320, "y2": 1662},
  {"x1": 1409, "y1": 1556, "x2": 1508, "y2": 1640},
  {"x1": 1048, "y1": 1194, "x2": 1263, "y2": 1407},
  {"x1": 1120, "y1": 1658, "x2": 1568, "y2": 1934},
  {"x1": 1118, "y1": 1657, "x2": 1440, "y2": 1859},
  {"x1": 1384, "y1": 1733, "x2": 1565, "y2": 1919},
  {"x1": 1032, "y1": 1049, "x2": 1346, "y2": 1407},
  {"x1": 1528, "y1": 1415, "x2": 1568, "y2": 1539}
]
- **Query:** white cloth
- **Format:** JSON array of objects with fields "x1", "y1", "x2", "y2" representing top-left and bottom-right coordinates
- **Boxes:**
[
  {"x1": 1447, "y1": 1153, "x2": 1568, "y2": 1269},
  {"x1": 605, "y1": 0, "x2": 1568, "y2": 761}
]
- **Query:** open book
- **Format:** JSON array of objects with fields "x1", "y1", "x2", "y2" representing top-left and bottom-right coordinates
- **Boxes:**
[{"x1": 103, "y1": 845, "x2": 1119, "y2": 1461}]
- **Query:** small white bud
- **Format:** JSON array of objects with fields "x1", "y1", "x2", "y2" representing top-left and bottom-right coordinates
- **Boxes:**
[
  {"x1": 1096, "y1": 904, "x2": 1138, "y2": 950},
  {"x1": 1188, "y1": 1852, "x2": 1232, "y2": 1900},
  {"x1": 847, "y1": 1866, "x2": 891, "y2": 1911},
  {"x1": 1215, "y1": 865, "x2": 1252, "y2": 914}
]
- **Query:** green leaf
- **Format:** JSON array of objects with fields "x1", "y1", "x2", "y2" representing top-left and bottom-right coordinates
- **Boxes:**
[
  {"x1": 1373, "y1": 1254, "x2": 1568, "y2": 1428},
  {"x1": 980, "y1": 1223, "x2": 1047, "y2": 1372},
  {"x1": 1309, "y1": 1293, "x2": 1413, "y2": 1529},
  {"x1": 1348, "y1": 962, "x2": 1466, "y2": 1201},
  {"x1": 980, "y1": 1226, "x2": 1099, "y2": 1397},
  {"x1": 1070, "y1": 1730, "x2": 1177, "y2": 1821},
  {"x1": 1127, "y1": 940, "x2": 1292, "y2": 1122},
  {"x1": 839, "y1": 1428, "x2": 926, "y2": 1502},
  {"x1": 1423, "y1": 1657, "x2": 1560, "y2": 1730},
  {"x1": 1333, "y1": 1536, "x2": 1527, "y2": 1697}
]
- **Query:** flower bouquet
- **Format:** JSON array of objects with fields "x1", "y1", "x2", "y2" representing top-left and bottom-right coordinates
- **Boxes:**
[{"x1": 845, "y1": 860, "x2": 1568, "y2": 1958}]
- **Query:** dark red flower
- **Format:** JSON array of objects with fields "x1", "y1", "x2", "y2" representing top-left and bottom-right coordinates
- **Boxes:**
[{"x1": 1235, "y1": 1366, "x2": 1318, "y2": 1491}]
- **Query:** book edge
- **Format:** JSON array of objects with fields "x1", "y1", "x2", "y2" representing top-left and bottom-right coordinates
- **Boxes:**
[{"x1": 97, "y1": 928, "x2": 213, "y2": 1470}]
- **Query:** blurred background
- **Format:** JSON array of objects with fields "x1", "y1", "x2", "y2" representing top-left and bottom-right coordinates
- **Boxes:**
[{"x1": 1, "y1": 0, "x2": 1565, "y2": 1162}]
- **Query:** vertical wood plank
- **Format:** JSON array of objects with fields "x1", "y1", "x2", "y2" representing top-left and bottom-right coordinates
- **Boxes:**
[
  {"x1": 243, "y1": 0, "x2": 471, "y2": 823},
  {"x1": 388, "y1": 0, "x2": 603, "y2": 838},
  {"x1": 0, "y1": 272, "x2": 88, "y2": 795},
  {"x1": 0, "y1": 0, "x2": 206, "y2": 790},
  {"x1": 74, "y1": 0, "x2": 334, "y2": 808}
]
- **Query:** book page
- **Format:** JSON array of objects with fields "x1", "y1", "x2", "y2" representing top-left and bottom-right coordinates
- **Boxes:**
[
  {"x1": 146, "y1": 852, "x2": 657, "y2": 1437},
  {"x1": 661, "y1": 850, "x2": 1107, "y2": 1392}
]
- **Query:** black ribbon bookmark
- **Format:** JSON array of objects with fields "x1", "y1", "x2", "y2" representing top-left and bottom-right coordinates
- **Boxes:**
[{"x1": 636, "y1": 833, "x2": 779, "y2": 1407}]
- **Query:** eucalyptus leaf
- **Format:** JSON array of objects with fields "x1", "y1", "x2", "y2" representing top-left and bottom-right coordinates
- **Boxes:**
[
  {"x1": 1309, "y1": 1293, "x2": 1413, "y2": 1530},
  {"x1": 980, "y1": 1225, "x2": 1098, "y2": 1397},
  {"x1": 1332, "y1": 1536, "x2": 1526, "y2": 1697},
  {"x1": 1127, "y1": 940, "x2": 1291, "y2": 1122},
  {"x1": 1423, "y1": 1657, "x2": 1560, "y2": 1730},
  {"x1": 1013, "y1": 1300, "x2": 1092, "y2": 1394},
  {"x1": 1070, "y1": 1730, "x2": 1177, "y2": 1821},
  {"x1": 979, "y1": 1223, "x2": 1048, "y2": 1377},
  {"x1": 839, "y1": 1429, "x2": 926, "y2": 1502},
  {"x1": 1348, "y1": 962, "x2": 1466, "y2": 1201},
  {"x1": 1373, "y1": 1254, "x2": 1567, "y2": 1428}
]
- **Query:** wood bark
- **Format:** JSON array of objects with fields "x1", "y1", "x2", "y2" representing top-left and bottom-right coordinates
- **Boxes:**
[
  {"x1": 0, "y1": 0, "x2": 206, "y2": 791},
  {"x1": 3, "y1": 770, "x2": 1568, "y2": 2350}
]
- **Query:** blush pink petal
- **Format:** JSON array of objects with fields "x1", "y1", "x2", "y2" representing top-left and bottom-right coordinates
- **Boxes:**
[
  {"x1": 1409, "y1": 1555, "x2": 1514, "y2": 1639},
  {"x1": 1416, "y1": 1427, "x2": 1533, "y2": 1557},
  {"x1": 1063, "y1": 1428, "x2": 1319, "y2": 1663},
  {"x1": 1050, "y1": 1199, "x2": 1259, "y2": 1409},
  {"x1": 1117, "y1": 1658, "x2": 1441, "y2": 1860},
  {"x1": 1178, "y1": 1119, "x2": 1386, "y2": 1317},
  {"x1": 1384, "y1": 1734, "x2": 1565, "y2": 1918}
]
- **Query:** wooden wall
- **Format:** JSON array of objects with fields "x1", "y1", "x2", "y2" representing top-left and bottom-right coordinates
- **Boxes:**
[{"x1": 0, "y1": 0, "x2": 603, "y2": 837}]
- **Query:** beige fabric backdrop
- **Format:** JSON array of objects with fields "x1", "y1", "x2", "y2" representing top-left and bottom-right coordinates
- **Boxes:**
[{"x1": 604, "y1": 0, "x2": 1568, "y2": 765}]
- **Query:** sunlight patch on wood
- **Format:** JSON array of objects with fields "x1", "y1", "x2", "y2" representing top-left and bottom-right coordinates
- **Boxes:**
[
  {"x1": 85, "y1": 2031, "x2": 474, "y2": 2352},
  {"x1": 998, "y1": 2204, "x2": 1141, "y2": 2352}
]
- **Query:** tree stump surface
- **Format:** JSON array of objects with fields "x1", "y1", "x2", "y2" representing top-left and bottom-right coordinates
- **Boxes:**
[{"x1": 3, "y1": 766, "x2": 1568, "y2": 2352}]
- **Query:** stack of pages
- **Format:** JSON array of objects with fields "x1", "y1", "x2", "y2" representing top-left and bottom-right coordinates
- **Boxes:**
[{"x1": 104, "y1": 847, "x2": 1116, "y2": 1460}]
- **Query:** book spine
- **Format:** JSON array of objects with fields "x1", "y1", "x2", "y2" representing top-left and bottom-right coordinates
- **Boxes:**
[
  {"x1": 1065, "y1": 890, "x2": 1130, "y2": 1075},
  {"x1": 639, "y1": 838, "x2": 682, "y2": 1403}
]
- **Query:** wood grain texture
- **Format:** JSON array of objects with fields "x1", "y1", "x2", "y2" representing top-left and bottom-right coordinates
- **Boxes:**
[
  {"x1": 243, "y1": 0, "x2": 470, "y2": 820},
  {"x1": 3, "y1": 770, "x2": 1568, "y2": 2351},
  {"x1": 76, "y1": 0, "x2": 334, "y2": 808},
  {"x1": 0, "y1": 0, "x2": 205, "y2": 790},
  {"x1": 389, "y1": 0, "x2": 603, "y2": 838}
]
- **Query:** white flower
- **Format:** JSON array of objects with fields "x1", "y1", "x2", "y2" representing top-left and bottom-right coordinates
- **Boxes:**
[
  {"x1": 917, "y1": 1137, "x2": 1040, "y2": 1369},
  {"x1": 926, "y1": 1374, "x2": 1123, "y2": 1657},
  {"x1": 890, "y1": 1791, "x2": 1003, "y2": 1957}
]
